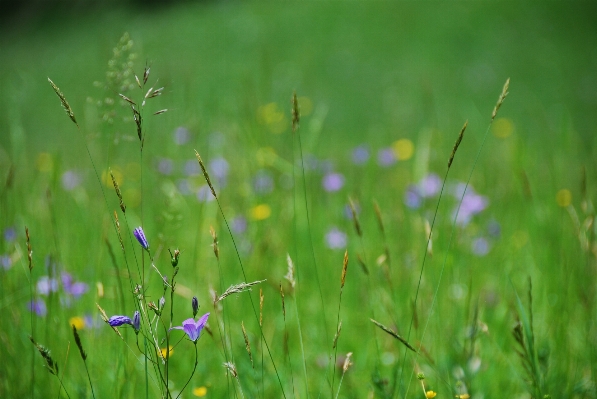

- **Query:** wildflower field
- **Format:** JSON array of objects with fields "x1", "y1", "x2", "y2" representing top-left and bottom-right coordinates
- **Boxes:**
[{"x1": 1, "y1": 2, "x2": 596, "y2": 398}]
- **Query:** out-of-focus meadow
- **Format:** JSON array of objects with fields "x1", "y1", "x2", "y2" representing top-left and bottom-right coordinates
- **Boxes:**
[{"x1": 1, "y1": 2, "x2": 596, "y2": 398}]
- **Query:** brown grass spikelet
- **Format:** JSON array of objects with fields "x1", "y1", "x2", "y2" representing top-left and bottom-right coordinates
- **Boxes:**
[
  {"x1": 448, "y1": 120, "x2": 468, "y2": 168},
  {"x1": 370, "y1": 318, "x2": 416, "y2": 352},
  {"x1": 153, "y1": 109, "x2": 168, "y2": 115},
  {"x1": 72, "y1": 325, "x2": 87, "y2": 361},
  {"x1": 223, "y1": 361, "x2": 238, "y2": 378},
  {"x1": 110, "y1": 169, "x2": 126, "y2": 213},
  {"x1": 348, "y1": 197, "x2": 362, "y2": 237},
  {"x1": 131, "y1": 105, "x2": 143, "y2": 144},
  {"x1": 194, "y1": 150, "x2": 217, "y2": 198},
  {"x1": 291, "y1": 91, "x2": 300, "y2": 133},
  {"x1": 25, "y1": 227, "x2": 33, "y2": 271},
  {"x1": 491, "y1": 78, "x2": 510, "y2": 122},
  {"x1": 424, "y1": 219, "x2": 433, "y2": 257},
  {"x1": 241, "y1": 321, "x2": 254, "y2": 368},
  {"x1": 113, "y1": 211, "x2": 124, "y2": 250},
  {"x1": 48, "y1": 77, "x2": 78, "y2": 127},
  {"x1": 332, "y1": 321, "x2": 342, "y2": 349},
  {"x1": 342, "y1": 352, "x2": 353, "y2": 372},
  {"x1": 341, "y1": 250, "x2": 348, "y2": 289},
  {"x1": 285, "y1": 253, "x2": 296, "y2": 290},
  {"x1": 280, "y1": 283, "x2": 286, "y2": 320},
  {"x1": 135, "y1": 74, "x2": 142, "y2": 89},
  {"x1": 143, "y1": 65, "x2": 150, "y2": 85},
  {"x1": 210, "y1": 226, "x2": 219, "y2": 260},
  {"x1": 118, "y1": 93, "x2": 136, "y2": 106},
  {"x1": 259, "y1": 288, "x2": 264, "y2": 327},
  {"x1": 29, "y1": 336, "x2": 59, "y2": 375}
]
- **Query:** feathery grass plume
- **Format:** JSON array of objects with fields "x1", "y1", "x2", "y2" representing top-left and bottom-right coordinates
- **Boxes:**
[
  {"x1": 29, "y1": 336, "x2": 59, "y2": 376},
  {"x1": 356, "y1": 253, "x2": 369, "y2": 275},
  {"x1": 491, "y1": 78, "x2": 510, "y2": 122},
  {"x1": 194, "y1": 150, "x2": 217, "y2": 198},
  {"x1": 370, "y1": 319, "x2": 416, "y2": 352},
  {"x1": 210, "y1": 226, "x2": 219, "y2": 260},
  {"x1": 291, "y1": 91, "x2": 300, "y2": 133},
  {"x1": 259, "y1": 288, "x2": 264, "y2": 327},
  {"x1": 448, "y1": 120, "x2": 468, "y2": 168},
  {"x1": 285, "y1": 254, "x2": 296, "y2": 290},
  {"x1": 215, "y1": 280, "x2": 266, "y2": 304},
  {"x1": 110, "y1": 169, "x2": 126, "y2": 213},
  {"x1": 512, "y1": 277, "x2": 547, "y2": 398},
  {"x1": 332, "y1": 321, "x2": 342, "y2": 350},
  {"x1": 241, "y1": 322, "x2": 254, "y2": 368},
  {"x1": 73, "y1": 325, "x2": 97, "y2": 399},
  {"x1": 48, "y1": 77, "x2": 78, "y2": 127},
  {"x1": 280, "y1": 283, "x2": 286, "y2": 320},
  {"x1": 72, "y1": 325, "x2": 87, "y2": 361},
  {"x1": 348, "y1": 198, "x2": 362, "y2": 237},
  {"x1": 25, "y1": 227, "x2": 33, "y2": 271}
]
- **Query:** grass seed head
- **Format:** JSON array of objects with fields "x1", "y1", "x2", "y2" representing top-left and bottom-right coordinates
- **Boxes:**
[
  {"x1": 48, "y1": 77, "x2": 78, "y2": 127},
  {"x1": 448, "y1": 120, "x2": 468, "y2": 168},
  {"x1": 491, "y1": 78, "x2": 510, "y2": 121},
  {"x1": 241, "y1": 321, "x2": 254, "y2": 368}
]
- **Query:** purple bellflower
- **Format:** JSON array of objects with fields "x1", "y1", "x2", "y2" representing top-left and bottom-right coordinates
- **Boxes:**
[
  {"x1": 171, "y1": 313, "x2": 210, "y2": 342},
  {"x1": 132, "y1": 311, "x2": 140, "y2": 333},
  {"x1": 108, "y1": 315, "x2": 133, "y2": 327},
  {"x1": 133, "y1": 227, "x2": 149, "y2": 250},
  {"x1": 192, "y1": 296, "x2": 199, "y2": 318}
]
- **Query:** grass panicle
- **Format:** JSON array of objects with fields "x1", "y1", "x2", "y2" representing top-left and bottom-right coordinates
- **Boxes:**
[
  {"x1": 370, "y1": 319, "x2": 416, "y2": 352},
  {"x1": 194, "y1": 150, "x2": 217, "y2": 198},
  {"x1": 215, "y1": 280, "x2": 266, "y2": 305},
  {"x1": 48, "y1": 77, "x2": 78, "y2": 127},
  {"x1": 241, "y1": 321, "x2": 254, "y2": 368},
  {"x1": 448, "y1": 120, "x2": 468, "y2": 168}
]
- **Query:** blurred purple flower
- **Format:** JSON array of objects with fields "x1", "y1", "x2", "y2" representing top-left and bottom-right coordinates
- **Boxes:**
[
  {"x1": 253, "y1": 171, "x2": 274, "y2": 194},
  {"x1": 454, "y1": 191, "x2": 489, "y2": 226},
  {"x1": 325, "y1": 227, "x2": 347, "y2": 249},
  {"x1": 134, "y1": 227, "x2": 149, "y2": 250},
  {"x1": 4, "y1": 227, "x2": 16, "y2": 242},
  {"x1": 472, "y1": 237, "x2": 490, "y2": 256},
  {"x1": 157, "y1": 158, "x2": 174, "y2": 176},
  {"x1": 209, "y1": 157, "x2": 229, "y2": 182},
  {"x1": 418, "y1": 173, "x2": 442, "y2": 198},
  {"x1": 1, "y1": 254, "x2": 11, "y2": 270},
  {"x1": 174, "y1": 127, "x2": 190, "y2": 145},
  {"x1": 184, "y1": 160, "x2": 200, "y2": 176},
  {"x1": 377, "y1": 148, "x2": 396, "y2": 167},
  {"x1": 351, "y1": 145, "x2": 370, "y2": 165},
  {"x1": 197, "y1": 185, "x2": 216, "y2": 202},
  {"x1": 404, "y1": 185, "x2": 422, "y2": 209},
  {"x1": 231, "y1": 216, "x2": 248, "y2": 234},
  {"x1": 28, "y1": 299, "x2": 47, "y2": 317},
  {"x1": 170, "y1": 313, "x2": 210, "y2": 342},
  {"x1": 108, "y1": 315, "x2": 132, "y2": 327},
  {"x1": 37, "y1": 276, "x2": 58, "y2": 296},
  {"x1": 61, "y1": 170, "x2": 81, "y2": 191},
  {"x1": 323, "y1": 172, "x2": 345, "y2": 192}
]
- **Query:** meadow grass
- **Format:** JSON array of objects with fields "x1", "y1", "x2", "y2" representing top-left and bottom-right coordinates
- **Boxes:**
[{"x1": 1, "y1": 2, "x2": 597, "y2": 398}]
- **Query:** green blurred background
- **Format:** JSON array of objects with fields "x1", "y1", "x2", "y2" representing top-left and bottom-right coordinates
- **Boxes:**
[{"x1": 1, "y1": 1, "x2": 597, "y2": 398}]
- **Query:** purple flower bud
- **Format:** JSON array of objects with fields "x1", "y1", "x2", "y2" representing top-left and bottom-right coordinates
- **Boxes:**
[
  {"x1": 132, "y1": 311, "x2": 140, "y2": 333},
  {"x1": 108, "y1": 315, "x2": 132, "y2": 327},
  {"x1": 192, "y1": 296, "x2": 199, "y2": 318},
  {"x1": 133, "y1": 227, "x2": 149, "y2": 250}
]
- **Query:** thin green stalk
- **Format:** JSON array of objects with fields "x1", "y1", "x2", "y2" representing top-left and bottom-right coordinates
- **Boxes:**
[{"x1": 176, "y1": 344, "x2": 199, "y2": 399}]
